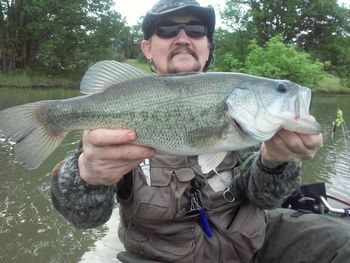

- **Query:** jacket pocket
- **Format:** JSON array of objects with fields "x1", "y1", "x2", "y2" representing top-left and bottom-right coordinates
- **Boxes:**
[
  {"x1": 148, "y1": 225, "x2": 196, "y2": 259},
  {"x1": 123, "y1": 221, "x2": 197, "y2": 261},
  {"x1": 227, "y1": 202, "x2": 266, "y2": 262},
  {"x1": 132, "y1": 167, "x2": 195, "y2": 220}
]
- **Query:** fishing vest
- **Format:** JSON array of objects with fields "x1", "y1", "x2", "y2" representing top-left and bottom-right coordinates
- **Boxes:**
[{"x1": 117, "y1": 152, "x2": 266, "y2": 263}]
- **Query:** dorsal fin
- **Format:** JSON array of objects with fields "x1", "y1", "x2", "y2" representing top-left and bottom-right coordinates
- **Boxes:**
[{"x1": 80, "y1": 60, "x2": 150, "y2": 94}]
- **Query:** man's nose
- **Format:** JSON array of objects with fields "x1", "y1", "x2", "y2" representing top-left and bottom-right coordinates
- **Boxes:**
[{"x1": 175, "y1": 29, "x2": 191, "y2": 43}]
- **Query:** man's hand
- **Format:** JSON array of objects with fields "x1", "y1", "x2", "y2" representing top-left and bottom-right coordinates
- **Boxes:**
[
  {"x1": 78, "y1": 129, "x2": 156, "y2": 185},
  {"x1": 260, "y1": 129, "x2": 323, "y2": 164}
]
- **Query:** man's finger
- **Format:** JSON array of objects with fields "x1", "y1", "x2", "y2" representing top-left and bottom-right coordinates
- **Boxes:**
[
  {"x1": 83, "y1": 129, "x2": 136, "y2": 146},
  {"x1": 83, "y1": 143, "x2": 155, "y2": 162},
  {"x1": 299, "y1": 133, "x2": 323, "y2": 150}
]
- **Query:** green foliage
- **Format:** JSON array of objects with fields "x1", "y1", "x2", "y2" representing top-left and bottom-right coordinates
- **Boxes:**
[
  {"x1": 0, "y1": 0, "x2": 142, "y2": 76},
  {"x1": 244, "y1": 36, "x2": 326, "y2": 87},
  {"x1": 222, "y1": 0, "x2": 349, "y2": 47},
  {"x1": 33, "y1": 8, "x2": 131, "y2": 75},
  {"x1": 214, "y1": 28, "x2": 250, "y2": 71},
  {"x1": 219, "y1": 0, "x2": 350, "y2": 84},
  {"x1": 218, "y1": 36, "x2": 326, "y2": 88}
]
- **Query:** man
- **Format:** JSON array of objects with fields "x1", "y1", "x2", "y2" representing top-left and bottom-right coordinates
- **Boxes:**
[{"x1": 51, "y1": 1, "x2": 350, "y2": 262}]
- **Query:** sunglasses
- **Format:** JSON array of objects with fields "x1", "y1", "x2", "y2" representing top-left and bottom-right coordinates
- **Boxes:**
[{"x1": 153, "y1": 23, "x2": 208, "y2": 39}]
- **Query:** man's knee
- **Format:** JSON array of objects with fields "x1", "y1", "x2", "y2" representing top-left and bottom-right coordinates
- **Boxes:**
[{"x1": 260, "y1": 208, "x2": 350, "y2": 263}]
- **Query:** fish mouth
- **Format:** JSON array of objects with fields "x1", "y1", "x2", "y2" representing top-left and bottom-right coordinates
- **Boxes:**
[
  {"x1": 227, "y1": 114, "x2": 250, "y2": 136},
  {"x1": 231, "y1": 118, "x2": 244, "y2": 132}
]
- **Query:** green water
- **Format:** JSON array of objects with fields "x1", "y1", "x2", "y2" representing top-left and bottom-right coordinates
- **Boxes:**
[{"x1": 0, "y1": 88, "x2": 349, "y2": 262}]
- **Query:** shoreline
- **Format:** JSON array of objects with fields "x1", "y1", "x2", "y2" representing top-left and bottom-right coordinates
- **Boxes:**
[{"x1": 0, "y1": 83, "x2": 79, "y2": 89}]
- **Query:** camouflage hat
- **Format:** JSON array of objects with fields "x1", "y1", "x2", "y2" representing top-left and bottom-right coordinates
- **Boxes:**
[{"x1": 142, "y1": 0, "x2": 216, "y2": 40}]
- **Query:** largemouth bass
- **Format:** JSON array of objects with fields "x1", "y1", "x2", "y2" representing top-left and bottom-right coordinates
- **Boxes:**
[{"x1": 0, "y1": 61, "x2": 321, "y2": 172}]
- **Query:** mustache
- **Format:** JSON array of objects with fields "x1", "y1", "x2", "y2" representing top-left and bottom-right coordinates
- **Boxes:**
[{"x1": 168, "y1": 45, "x2": 199, "y2": 61}]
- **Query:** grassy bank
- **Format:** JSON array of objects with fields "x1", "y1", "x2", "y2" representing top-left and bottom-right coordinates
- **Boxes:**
[
  {"x1": 0, "y1": 60, "x2": 148, "y2": 89},
  {"x1": 314, "y1": 73, "x2": 350, "y2": 94},
  {"x1": 0, "y1": 72, "x2": 79, "y2": 89},
  {"x1": 1, "y1": 60, "x2": 349, "y2": 94},
  {"x1": 125, "y1": 59, "x2": 149, "y2": 71}
]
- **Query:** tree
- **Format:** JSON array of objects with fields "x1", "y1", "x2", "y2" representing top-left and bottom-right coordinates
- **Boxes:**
[
  {"x1": 220, "y1": 0, "x2": 350, "y2": 81},
  {"x1": 0, "y1": 0, "x2": 132, "y2": 74},
  {"x1": 222, "y1": 0, "x2": 349, "y2": 46},
  {"x1": 216, "y1": 35, "x2": 326, "y2": 87},
  {"x1": 214, "y1": 28, "x2": 251, "y2": 71},
  {"x1": 35, "y1": 9, "x2": 130, "y2": 74},
  {"x1": 243, "y1": 36, "x2": 326, "y2": 87}
]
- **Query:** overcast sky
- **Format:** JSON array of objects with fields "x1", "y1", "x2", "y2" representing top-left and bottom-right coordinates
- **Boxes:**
[{"x1": 114, "y1": 0, "x2": 350, "y2": 27}]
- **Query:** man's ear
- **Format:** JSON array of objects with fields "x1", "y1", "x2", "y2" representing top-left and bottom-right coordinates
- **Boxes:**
[{"x1": 141, "y1": 40, "x2": 152, "y2": 59}]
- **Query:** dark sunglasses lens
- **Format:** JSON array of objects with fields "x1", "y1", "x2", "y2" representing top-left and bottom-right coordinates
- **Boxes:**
[
  {"x1": 155, "y1": 24, "x2": 207, "y2": 38},
  {"x1": 184, "y1": 25, "x2": 207, "y2": 37},
  {"x1": 156, "y1": 25, "x2": 179, "y2": 38}
]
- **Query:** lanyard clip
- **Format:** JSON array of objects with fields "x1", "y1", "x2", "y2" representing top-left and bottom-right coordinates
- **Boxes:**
[
  {"x1": 223, "y1": 187, "x2": 235, "y2": 202},
  {"x1": 185, "y1": 189, "x2": 202, "y2": 217}
]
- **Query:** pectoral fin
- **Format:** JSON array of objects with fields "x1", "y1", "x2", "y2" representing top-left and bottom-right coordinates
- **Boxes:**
[{"x1": 198, "y1": 152, "x2": 228, "y2": 174}]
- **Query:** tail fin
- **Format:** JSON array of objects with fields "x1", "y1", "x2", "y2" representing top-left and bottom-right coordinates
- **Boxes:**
[{"x1": 0, "y1": 101, "x2": 68, "y2": 170}]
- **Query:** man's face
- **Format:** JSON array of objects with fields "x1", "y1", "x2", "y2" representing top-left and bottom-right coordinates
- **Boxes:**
[{"x1": 141, "y1": 14, "x2": 211, "y2": 74}]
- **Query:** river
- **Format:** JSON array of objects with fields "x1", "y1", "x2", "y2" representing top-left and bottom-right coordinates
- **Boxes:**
[{"x1": 0, "y1": 87, "x2": 349, "y2": 262}]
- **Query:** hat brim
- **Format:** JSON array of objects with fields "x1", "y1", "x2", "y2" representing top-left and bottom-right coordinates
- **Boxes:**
[{"x1": 142, "y1": 4, "x2": 215, "y2": 40}]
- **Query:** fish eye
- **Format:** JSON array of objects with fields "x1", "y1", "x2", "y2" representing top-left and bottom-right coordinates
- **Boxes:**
[{"x1": 277, "y1": 82, "x2": 287, "y2": 93}]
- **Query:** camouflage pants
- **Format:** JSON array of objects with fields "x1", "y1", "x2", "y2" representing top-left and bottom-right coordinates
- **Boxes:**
[{"x1": 257, "y1": 208, "x2": 350, "y2": 263}]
